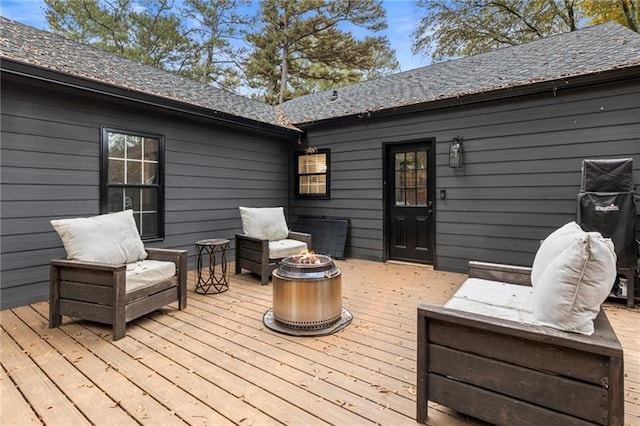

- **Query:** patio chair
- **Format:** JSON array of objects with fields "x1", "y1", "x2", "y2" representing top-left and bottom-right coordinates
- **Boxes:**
[
  {"x1": 49, "y1": 210, "x2": 187, "y2": 340},
  {"x1": 235, "y1": 206, "x2": 311, "y2": 284},
  {"x1": 417, "y1": 222, "x2": 624, "y2": 425}
]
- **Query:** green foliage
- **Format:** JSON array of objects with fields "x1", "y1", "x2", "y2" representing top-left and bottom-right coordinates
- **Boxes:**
[
  {"x1": 412, "y1": 0, "x2": 639, "y2": 63},
  {"x1": 245, "y1": 0, "x2": 399, "y2": 104},
  {"x1": 44, "y1": 0, "x2": 398, "y2": 99},
  {"x1": 412, "y1": 0, "x2": 582, "y2": 62},
  {"x1": 45, "y1": 0, "x2": 189, "y2": 68},
  {"x1": 582, "y1": 0, "x2": 639, "y2": 32},
  {"x1": 44, "y1": 0, "x2": 250, "y2": 90}
]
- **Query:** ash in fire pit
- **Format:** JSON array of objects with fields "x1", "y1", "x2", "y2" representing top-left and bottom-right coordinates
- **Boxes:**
[{"x1": 263, "y1": 253, "x2": 352, "y2": 336}]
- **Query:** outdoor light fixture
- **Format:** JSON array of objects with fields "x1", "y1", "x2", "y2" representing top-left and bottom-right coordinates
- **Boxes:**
[{"x1": 449, "y1": 137, "x2": 463, "y2": 168}]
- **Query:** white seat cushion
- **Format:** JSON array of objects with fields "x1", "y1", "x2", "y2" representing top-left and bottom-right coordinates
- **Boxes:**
[
  {"x1": 445, "y1": 278, "x2": 535, "y2": 324},
  {"x1": 126, "y1": 260, "x2": 176, "y2": 293},
  {"x1": 531, "y1": 222, "x2": 616, "y2": 335},
  {"x1": 51, "y1": 210, "x2": 147, "y2": 265},
  {"x1": 269, "y1": 239, "x2": 308, "y2": 259},
  {"x1": 239, "y1": 206, "x2": 290, "y2": 241}
]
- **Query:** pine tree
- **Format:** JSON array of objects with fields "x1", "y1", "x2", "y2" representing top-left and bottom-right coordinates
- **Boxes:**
[
  {"x1": 245, "y1": 0, "x2": 399, "y2": 104},
  {"x1": 44, "y1": 0, "x2": 251, "y2": 90}
]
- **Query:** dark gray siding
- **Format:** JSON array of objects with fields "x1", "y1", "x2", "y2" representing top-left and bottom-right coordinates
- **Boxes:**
[
  {"x1": 1, "y1": 78, "x2": 291, "y2": 309},
  {"x1": 290, "y1": 130, "x2": 385, "y2": 261},
  {"x1": 292, "y1": 78, "x2": 640, "y2": 272}
]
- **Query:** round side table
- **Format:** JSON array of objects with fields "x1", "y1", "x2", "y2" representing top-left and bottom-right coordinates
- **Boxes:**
[{"x1": 195, "y1": 239, "x2": 230, "y2": 294}]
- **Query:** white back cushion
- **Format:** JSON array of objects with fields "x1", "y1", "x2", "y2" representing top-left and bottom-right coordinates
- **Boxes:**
[
  {"x1": 51, "y1": 210, "x2": 147, "y2": 265},
  {"x1": 531, "y1": 222, "x2": 616, "y2": 335},
  {"x1": 531, "y1": 222, "x2": 585, "y2": 288},
  {"x1": 239, "y1": 206, "x2": 289, "y2": 241}
]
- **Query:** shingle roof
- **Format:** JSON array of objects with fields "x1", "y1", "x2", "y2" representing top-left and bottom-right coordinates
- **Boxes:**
[
  {"x1": 281, "y1": 22, "x2": 640, "y2": 124},
  {"x1": 0, "y1": 16, "x2": 286, "y2": 129},
  {"x1": 2, "y1": 17, "x2": 639, "y2": 129}
]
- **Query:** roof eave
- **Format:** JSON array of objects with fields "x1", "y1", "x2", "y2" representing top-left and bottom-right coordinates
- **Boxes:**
[
  {"x1": 1, "y1": 58, "x2": 303, "y2": 138},
  {"x1": 292, "y1": 65, "x2": 640, "y2": 129}
]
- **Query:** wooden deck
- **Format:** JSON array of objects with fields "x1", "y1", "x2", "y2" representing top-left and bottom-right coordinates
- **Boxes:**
[{"x1": 1, "y1": 258, "x2": 639, "y2": 425}]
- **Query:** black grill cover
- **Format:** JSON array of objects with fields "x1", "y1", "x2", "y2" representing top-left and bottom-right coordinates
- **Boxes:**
[
  {"x1": 578, "y1": 192, "x2": 636, "y2": 268},
  {"x1": 581, "y1": 158, "x2": 633, "y2": 192}
]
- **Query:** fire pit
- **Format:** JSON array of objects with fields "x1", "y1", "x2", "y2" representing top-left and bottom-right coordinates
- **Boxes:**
[{"x1": 263, "y1": 253, "x2": 352, "y2": 336}]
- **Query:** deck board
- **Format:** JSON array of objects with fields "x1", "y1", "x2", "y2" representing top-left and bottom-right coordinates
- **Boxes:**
[{"x1": 1, "y1": 258, "x2": 638, "y2": 425}]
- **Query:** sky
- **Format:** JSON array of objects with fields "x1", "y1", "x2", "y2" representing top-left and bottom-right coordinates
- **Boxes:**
[{"x1": 0, "y1": 0, "x2": 432, "y2": 72}]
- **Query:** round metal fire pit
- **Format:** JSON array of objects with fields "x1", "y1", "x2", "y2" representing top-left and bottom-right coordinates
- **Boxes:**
[{"x1": 264, "y1": 254, "x2": 352, "y2": 336}]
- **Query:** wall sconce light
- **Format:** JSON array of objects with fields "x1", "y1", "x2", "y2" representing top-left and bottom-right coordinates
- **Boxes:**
[{"x1": 449, "y1": 137, "x2": 463, "y2": 168}]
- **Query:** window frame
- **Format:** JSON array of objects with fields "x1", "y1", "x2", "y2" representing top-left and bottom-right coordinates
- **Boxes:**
[
  {"x1": 295, "y1": 148, "x2": 331, "y2": 199},
  {"x1": 100, "y1": 126, "x2": 165, "y2": 241}
]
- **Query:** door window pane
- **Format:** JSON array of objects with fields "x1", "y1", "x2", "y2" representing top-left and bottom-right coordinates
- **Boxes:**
[{"x1": 395, "y1": 149, "x2": 428, "y2": 207}]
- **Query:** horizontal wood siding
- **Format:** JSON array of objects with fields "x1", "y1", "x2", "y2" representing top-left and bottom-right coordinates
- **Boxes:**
[
  {"x1": 1, "y1": 78, "x2": 290, "y2": 309},
  {"x1": 293, "y1": 78, "x2": 640, "y2": 271}
]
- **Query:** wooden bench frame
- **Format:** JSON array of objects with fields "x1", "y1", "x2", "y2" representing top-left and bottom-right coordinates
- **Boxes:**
[
  {"x1": 417, "y1": 261, "x2": 624, "y2": 426},
  {"x1": 235, "y1": 231, "x2": 311, "y2": 285},
  {"x1": 49, "y1": 248, "x2": 188, "y2": 341}
]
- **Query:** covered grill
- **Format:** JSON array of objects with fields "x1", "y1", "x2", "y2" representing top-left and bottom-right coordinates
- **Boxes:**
[
  {"x1": 577, "y1": 158, "x2": 638, "y2": 305},
  {"x1": 263, "y1": 253, "x2": 352, "y2": 336}
]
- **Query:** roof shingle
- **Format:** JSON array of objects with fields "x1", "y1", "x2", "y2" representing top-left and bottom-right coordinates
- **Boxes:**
[
  {"x1": 2, "y1": 17, "x2": 639, "y2": 128},
  {"x1": 280, "y1": 22, "x2": 640, "y2": 124},
  {"x1": 0, "y1": 16, "x2": 284, "y2": 128}
]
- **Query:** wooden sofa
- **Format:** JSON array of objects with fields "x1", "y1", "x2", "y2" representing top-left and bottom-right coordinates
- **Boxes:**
[
  {"x1": 417, "y1": 261, "x2": 624, "y2": 426},
  {"x1": 50, "y1": 248, "x2": 187, "y2": 341}
]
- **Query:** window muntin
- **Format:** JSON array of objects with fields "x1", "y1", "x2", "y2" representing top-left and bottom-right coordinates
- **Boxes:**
[
  {"x1": 296, "y1": 149, "x2": 330, "y2": 198},
  {"x1": 395, "y1": 150, "x2": 428, "y2": 206},
  {"x1": 101, "y1": 127, "x2": 164, "y2": 240}
]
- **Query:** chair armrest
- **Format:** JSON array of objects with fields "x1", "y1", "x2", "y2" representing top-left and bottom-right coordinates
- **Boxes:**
[
  {"x1": 145, "y1": 248, "x2": 188, "y2": 306},
  {"x1": 235, "y1": 233, "x2": 267, "y2": 243},
  {"x1": 146, "y1": 248, "x2": 188, "y2": 263},
  {"x1": 50, "y1": 258, "x2": 126, "y2": 272},
  {"x1": 288, "y1": 231, "x2": 312, "y2": 247},
  {"x1": 49, "y1": 259, "x2": 127, "y2": 289},
  {"x1": 468, "y1": 261, "x2": 532, "y2": 286},
  {"x1": 418, "y1": 303, "x2": 622, "y2": 356}
]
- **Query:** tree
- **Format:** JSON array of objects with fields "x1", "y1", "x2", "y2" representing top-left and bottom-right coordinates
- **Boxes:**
[
  {"x1": 45, "y1": 0, "x2": 190, "y2": 70},
  {"x1": 582, "y1": 0, "x2": 639, "y2": 32},
  {"x1": 181, "y1": 0, "x2": 254, "y2": 88},
  {"x1": 44, "y1": 0, "x2": 252, "y2": 90},
  {"x1": 412, "y1": 0, "x2": 640, "y2": 63},
  {"x1": 412, "y1": 0, "x2": 582, "y2": 62},
  {"x1": 245, "y1": 0, "x2": 399, "y2": 105}
]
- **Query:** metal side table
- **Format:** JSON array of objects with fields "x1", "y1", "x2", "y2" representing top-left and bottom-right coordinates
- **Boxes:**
[{"x1": 195, "y1": 239, "x2": 230, "y2": 294}]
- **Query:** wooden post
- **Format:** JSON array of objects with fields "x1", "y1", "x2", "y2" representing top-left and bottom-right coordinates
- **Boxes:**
[
  {"x1": 416, "y1": 305, "x2": 429, "y2": 424},
  {"x1": 49, "y1": 264, "x2": 62, "y2": 328}
]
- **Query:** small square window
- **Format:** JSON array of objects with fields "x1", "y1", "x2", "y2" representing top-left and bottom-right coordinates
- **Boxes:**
[{"x1": 295, "y1": 149, "x2": 330, "y2": 198}]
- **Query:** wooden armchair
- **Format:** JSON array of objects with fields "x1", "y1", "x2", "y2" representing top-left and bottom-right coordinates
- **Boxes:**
[
  {"x1": 235, "y1": 231, "x2": 311, "y2": 284},
  {"x1": 48, "y1": 210, "x2": 187, "y2": 340},
  {"x1": 235, "y1": 207, "x2": 311, "y2": 285},
  {"x1": 49, "y1": 248, "x2": 187, "y2": 341}
]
